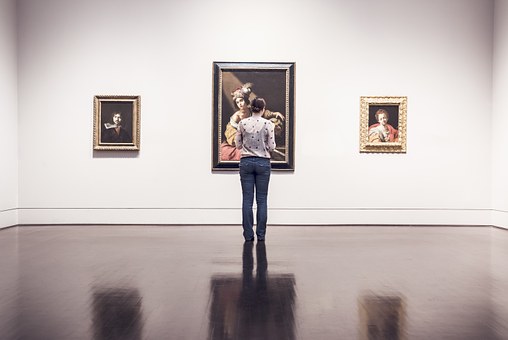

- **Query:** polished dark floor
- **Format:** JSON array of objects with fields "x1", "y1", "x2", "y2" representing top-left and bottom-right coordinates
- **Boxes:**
[{"x1": 0, "y1": 225, "x2": 507, "y2": 339}]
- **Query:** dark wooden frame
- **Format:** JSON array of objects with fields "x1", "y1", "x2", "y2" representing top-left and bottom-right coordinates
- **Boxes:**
[{"x1": 212, "y1": 62, "x2": 295, "y2": 170}]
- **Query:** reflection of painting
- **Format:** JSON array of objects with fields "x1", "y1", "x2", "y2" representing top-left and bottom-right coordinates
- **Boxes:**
[
  {"x1": 93, "y1": 95, "x2": 140, "y2": 151},
  {"x1": 92, "y1": 287, "x2": 143, "y2": 340},
  {"x1": 208, "y1": 242, "x2": 296, "y2": 339},
  {"x1": 358, "y1": 293, "x2": 407, "y2": 340},
  {"x1": 212, "y1": 62, "x2": 295, "y2": 170},
  {"x1": 360, "y1": 96, "x2": 407, "y2": 153}
]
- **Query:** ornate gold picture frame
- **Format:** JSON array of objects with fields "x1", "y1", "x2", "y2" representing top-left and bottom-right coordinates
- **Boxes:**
[
  {"x1": 360, "y1": 96, "x2": 407, "y2": 153},
  {"x1": 93, "y1": 95, "x2": 140, "y2": 151}
]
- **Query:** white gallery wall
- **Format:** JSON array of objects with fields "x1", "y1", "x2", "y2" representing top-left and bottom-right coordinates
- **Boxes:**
[
  {"x1": 0, "y1": 0, "x2": 18, "y2": 229},
  {"x1": 16, "y1": 0, "x2": 495, "y2": 226},
  {"x1": 493, "y1": 0, "x2": 508, "y2": 229}
]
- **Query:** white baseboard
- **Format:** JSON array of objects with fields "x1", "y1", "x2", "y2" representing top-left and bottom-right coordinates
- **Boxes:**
[
  {"x1": 0, "y1": 209, "x2": 18, "y2": 229},
  {"x1": 492, "y1": 210, "x2": 508, "y2": 230},
  {"x1": 269, "y1": 208, "x2": 491, "y2": 226},
  {"x1": 18, "y1": 208, "x2": 240, "y2": 225},
  {"x1": 16, "y1": 207, "x2": 492, "y2": 226}
]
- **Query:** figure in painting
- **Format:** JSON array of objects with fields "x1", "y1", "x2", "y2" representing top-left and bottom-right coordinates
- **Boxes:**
[
  {"x1": 220, "y1": 83, "x2": 284, "y2": 161},
  {"x1": 101, "y1": 112, "x2": 132, "y2": 143},
  {"x1": 220, "y1": 83, "x2": 253, "y2": 161},
  {"x1": 368, "y1": 109, "x2": 398, "y2": 143}
]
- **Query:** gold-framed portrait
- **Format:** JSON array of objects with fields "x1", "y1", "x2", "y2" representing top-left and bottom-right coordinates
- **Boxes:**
[
  {"x1": 93, "y1": 95, "x2": 140, "y2": 151},
  {"x1": 360, "y1": 96, "x2": 407, "y2": 153}
]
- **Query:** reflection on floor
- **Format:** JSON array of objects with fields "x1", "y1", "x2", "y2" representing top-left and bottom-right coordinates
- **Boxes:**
[
  {"x1": 209, "y1": 242, "x2": 296, "y2": 340},
  {"x1": 0, "y1": 225, "x2": 507, "y2": 339},
  {"x1": 92, "y1": 287, "x2": 143, "y2": 340}
]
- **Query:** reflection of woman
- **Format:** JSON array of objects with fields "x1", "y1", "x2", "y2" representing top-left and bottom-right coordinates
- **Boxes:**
[
  {"x1": 368, "y1": 109, "x2": 398, "y2": 143},
  {"x1": 208, "y1": 241, "x2": 296, "y2": 339},
  {"x1": 220, "y1": 83, "x2": 285, "y2": 161},
  {"x1": 101, "y1": 112, "x2": 132, "y2": 143}
]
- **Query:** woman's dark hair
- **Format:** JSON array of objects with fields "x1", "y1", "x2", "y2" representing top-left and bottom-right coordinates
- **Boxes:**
[{"x1": 251, "y1": 97, "x2": 266, "y2": 113}]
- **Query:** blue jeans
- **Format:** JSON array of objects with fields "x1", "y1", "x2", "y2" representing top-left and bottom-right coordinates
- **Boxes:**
[{"x1": 239, "y1": 157, "x2": 271, "y2": 240}]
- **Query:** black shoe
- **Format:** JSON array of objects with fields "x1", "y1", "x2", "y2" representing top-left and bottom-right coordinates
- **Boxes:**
[
  {"x1": 257, "y1": 238, "x2": 265, "y2": 242},
  {"x1": 245, "y1": 238, "x2": 254, "y2": 242}
]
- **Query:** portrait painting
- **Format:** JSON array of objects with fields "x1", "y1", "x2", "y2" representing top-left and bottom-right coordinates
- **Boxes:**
[
  {"x1": 360, "y1": 96, "x2": 407, "y2": 153},
  {"x1": 93, "y1": 95, "x2": 140, "y2": 151},
  {"x1": 212, "y1": 62, "x2": 295, "y2": 170}
]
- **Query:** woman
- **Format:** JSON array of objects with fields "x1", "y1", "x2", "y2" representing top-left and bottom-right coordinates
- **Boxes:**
[
  {"x1": 220, "y1": 83, "x2": 253, "y2": 161},
  {"x1": 235, "y1": 97, "x2": 276, "y2": 242},
  {"x1": 368, "y1": 109, "x2": 399, "y2": 143}
]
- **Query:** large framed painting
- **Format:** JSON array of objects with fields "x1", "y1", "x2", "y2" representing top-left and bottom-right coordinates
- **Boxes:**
[
  {"x1": 93, "y1": 95, "x2": 140, "y2": 151},
  {"x1": 212, "y1": 62, "x2": 295, "y2": 170},
  {"x1": 359, "y1": 96, "x2": 407, "y2": 153}
]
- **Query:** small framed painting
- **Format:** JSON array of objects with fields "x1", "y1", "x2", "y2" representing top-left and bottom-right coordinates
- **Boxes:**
[
  {"x1": 93, "y1": 95, "x2": 140, "y2": 151},
  {"x1": 360, "y1": 96, "x2": 407, "y2": 153}
]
